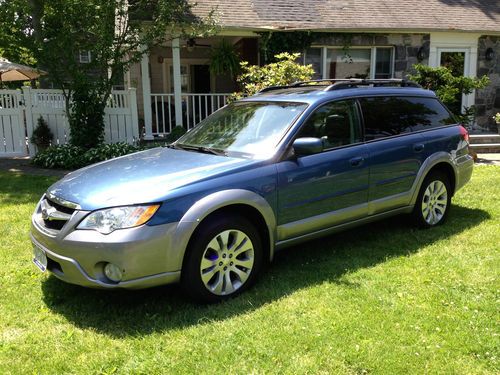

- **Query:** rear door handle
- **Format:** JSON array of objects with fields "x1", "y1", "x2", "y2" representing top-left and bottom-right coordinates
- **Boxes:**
[
  {"x1": 413, "y1": 143, "x2": 425, "y2": 152},
  {"x1": 349, "y1": 156, "x2": 364, "y2": 167}
]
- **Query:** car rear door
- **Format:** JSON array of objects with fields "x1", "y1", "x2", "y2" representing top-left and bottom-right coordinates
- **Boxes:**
[{"x1": 359, "y1": 96, "x2": 434, "y2": 214}]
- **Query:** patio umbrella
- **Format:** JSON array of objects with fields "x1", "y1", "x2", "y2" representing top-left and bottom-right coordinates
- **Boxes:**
[{"x1": 0, "y1": 58, "x2": 46, "y2": 82}]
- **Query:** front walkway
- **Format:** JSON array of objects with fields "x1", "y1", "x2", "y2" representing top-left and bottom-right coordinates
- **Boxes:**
[{"x1": 0, "y1": 157, "x2": 71, "y2": 177}]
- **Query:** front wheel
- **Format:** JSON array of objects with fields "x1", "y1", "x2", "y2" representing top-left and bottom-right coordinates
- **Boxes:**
[
  {"x1": 412, "y1": 171, "x2": 451, "y2": 228},
  {"x1": 181, "y1": 215, "x2": 263, "y2": 303}
]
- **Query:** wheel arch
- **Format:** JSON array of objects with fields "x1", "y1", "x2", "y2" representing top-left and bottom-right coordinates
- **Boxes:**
[
  {"x1": 410, "y1": 153, "x2": 458, "y2": 206},
  {"x1": 173, "y1": 189, "x2": 277, "y2": 271}
]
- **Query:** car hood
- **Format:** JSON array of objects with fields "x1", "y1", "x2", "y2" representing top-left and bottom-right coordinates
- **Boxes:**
[{"x1": 46, "y1": 147, "x2": 257, "y2": 210}]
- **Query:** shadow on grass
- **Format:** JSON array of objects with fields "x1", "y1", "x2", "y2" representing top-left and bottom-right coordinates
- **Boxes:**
[
  {"x1": 0, "y1": 172, "x2": 58, "y2": 206},
  {"x1": 41, "y1": 204, "x2": 490, "y2": 337}
]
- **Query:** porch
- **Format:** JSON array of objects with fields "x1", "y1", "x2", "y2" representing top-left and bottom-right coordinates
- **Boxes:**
[{"x1": 130, "y1": 35, "x2": 258, "y2": 138}]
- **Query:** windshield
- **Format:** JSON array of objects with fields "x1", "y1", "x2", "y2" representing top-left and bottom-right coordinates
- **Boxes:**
[{"x1": 175, "y1": 101, "x2": 307, "y2": 158}]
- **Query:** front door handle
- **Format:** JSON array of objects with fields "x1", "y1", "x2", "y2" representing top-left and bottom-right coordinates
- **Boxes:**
[
  {"x1": 413, "y1": 143, "x2": 425, "y2": 152},
  {"x1": 349, "y1": 156, "x2": 364, "y2": 167}
]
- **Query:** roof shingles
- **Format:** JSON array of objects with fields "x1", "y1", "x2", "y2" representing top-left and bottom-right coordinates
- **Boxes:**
[{"x1": 191, "y1": 0, "x2": 500, "y2": 33}]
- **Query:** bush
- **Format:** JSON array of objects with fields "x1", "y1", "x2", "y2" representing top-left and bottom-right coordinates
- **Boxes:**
[
  {"x1": 32, "y1": 144, "x2": 85, "y2": 169},
  {"x1": 32, "y1": 142, "x2": 143, "y2": 169},
  {"x1": 409, "y1": 64, "x2": 489, "y2": 115},
  {"x1": 166, "y1": 125, "x2": 186, "y2": 143},
  {"x1": 232, "y1": 52, "x2": 314, "y2": 100},
  {"x1": 30, "y1": 116, "x2": 53, "y2": 147}
]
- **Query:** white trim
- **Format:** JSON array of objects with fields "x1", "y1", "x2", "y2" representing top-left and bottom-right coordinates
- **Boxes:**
[
  {"x1": 172, "y1": 38, "x2": 183, "y2": 128},
  {"x1": 370, "y1": 48, "x2": 377, "y2": 79},
  {"x1": 140, "y1": 50, "x2": 153, "y2": 140}
]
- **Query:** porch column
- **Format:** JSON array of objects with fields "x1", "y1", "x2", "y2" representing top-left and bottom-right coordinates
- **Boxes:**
[
  {"x1": 172, "y1": 37, "x2": 183, "y2": 128},
  {"x1": 140, "y1": 48, "x2": 153, "y2": 140}
]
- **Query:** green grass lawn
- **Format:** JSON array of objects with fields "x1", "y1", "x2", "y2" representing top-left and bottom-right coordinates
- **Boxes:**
[{"x1": 0, "y1": 167, "x2": 498, "y2": 374}]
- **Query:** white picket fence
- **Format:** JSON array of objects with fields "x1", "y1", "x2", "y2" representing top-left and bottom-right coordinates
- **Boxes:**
[
  {"x1": 0, "y1": 90, "x2": 26, "y2": 156},
  {"x1": 0, "y1": 88, "x2": 139, "y2": 157}
]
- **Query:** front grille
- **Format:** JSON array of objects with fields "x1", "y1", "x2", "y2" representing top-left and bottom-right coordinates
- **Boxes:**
[{"x1": 39, "y1": 196, "x2": 76, "y2": 232}]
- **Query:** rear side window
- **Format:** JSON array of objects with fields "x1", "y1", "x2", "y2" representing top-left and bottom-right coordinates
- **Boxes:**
[{"x1": 359, "y1": 96, "x2": 456, "y2": 141}]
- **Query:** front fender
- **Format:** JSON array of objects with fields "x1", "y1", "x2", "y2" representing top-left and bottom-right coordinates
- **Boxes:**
[{"x1": 169, "y1": 189, "x2": 277, "y2": 270}]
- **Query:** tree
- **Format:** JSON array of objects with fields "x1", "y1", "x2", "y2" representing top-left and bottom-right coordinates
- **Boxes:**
[
  {"x1": 0, "y1": 0, "x2": 36, "y2": 66},
  {"x1": 0, "y1": 0, "x2": 217, "y2": 148},
  {"x1": 409, "y1": 64, "x2": 489, "y2": 124}
]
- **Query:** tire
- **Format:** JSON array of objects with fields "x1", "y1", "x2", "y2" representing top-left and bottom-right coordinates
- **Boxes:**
[
  {"x1": 412, "y1": 171, "x2": 452, "y2": 228},
  {"x1": 181, "y1": 214, "x2": 263, "y2": 303}
]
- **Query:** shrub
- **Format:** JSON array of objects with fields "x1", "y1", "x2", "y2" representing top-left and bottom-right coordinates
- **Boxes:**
[
  {"x1": 232, "y1": 52, "x2": 314, "y2": 100},
  {"x1": 32, "y1": 142, "x2": 143, "y2": 170},
  {"x1": 30, "y1": 116, "x2": 54, "y2": 147},
  {"x1": 32, "y1": 144, "x2": 85, "y2": 169},
  {"x1": 166, "y1": 125, "x2": 187, "y2": 143},
  {"x1": 409, "y1": 64, "x2": 489, "y2": 116}
]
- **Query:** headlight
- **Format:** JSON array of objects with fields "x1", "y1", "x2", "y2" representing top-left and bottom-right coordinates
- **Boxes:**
[{"x1": 77, "y1": 204, "x2": 160, "y2": 234}]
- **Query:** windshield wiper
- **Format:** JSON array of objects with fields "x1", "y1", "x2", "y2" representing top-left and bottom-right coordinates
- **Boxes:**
[{"x1": 172, "y1": 143, "x2": 227, "y2": 156}]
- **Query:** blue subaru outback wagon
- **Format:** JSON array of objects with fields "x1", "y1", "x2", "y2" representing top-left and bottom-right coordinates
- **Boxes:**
[{"x1": 31, "y1": 79, "x2": 473, "y2": 302}]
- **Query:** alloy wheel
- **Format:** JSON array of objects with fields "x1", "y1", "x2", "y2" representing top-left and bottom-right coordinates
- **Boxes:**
[
  {"x1": 199, "y1": 229, "x2": 255, "y2": 295},
  {"x1": 421, "y1": 180, "x2": 448, "y2": 225}
]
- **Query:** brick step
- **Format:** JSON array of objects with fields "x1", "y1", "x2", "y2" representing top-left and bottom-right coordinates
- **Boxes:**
[
  {"x1": 469, "y1": 134, "x2": 500, "y2": 144},
  {"x1": 470, "y1": 143, "x2": 500, "y2": 153}
]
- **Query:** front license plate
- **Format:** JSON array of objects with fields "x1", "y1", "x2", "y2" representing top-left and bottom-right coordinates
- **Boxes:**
[{"x1": 33, "y1": 245, "x2": 47, "y2": 272}]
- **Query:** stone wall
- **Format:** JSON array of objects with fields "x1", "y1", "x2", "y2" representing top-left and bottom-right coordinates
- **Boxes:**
[
  {"x1": 313, "y1": 33, "x2": 430, "y2": 78},
  {"x1": 476, "y1": 35, "x2": 500, "y2": 132}
]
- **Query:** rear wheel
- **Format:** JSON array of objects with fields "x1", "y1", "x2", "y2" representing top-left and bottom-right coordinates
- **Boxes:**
[
  {"x1": 181, "y1": 215, "x2": 263, "y2": 303},
  {"x1": 412, "y1": 171, "x2": 451, "y2": 228}
]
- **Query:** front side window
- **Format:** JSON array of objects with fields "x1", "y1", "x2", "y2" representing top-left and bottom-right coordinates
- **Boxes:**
[
  {"x1": 297, "y1": 99, "x2": 362, "y2": 149},
  {"x1": 360, "y1": 96, "x2": 456, "y2": 141},
  {"x1": 176, "y1": 101, "x2": 307, "y2": 158}
]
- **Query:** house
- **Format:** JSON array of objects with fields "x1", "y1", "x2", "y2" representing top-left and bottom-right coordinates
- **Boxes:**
[{"x1": 127, "y1": 0, "x2": 500, "y2": 139}]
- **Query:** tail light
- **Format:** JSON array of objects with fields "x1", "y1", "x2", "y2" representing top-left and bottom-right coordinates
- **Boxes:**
[{"x1": 459, "y1": 125, "x2": 469, "y2": 143}]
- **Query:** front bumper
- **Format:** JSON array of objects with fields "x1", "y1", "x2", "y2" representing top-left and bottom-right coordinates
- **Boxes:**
[{"x1": 31, "y1": 206, "x2": 183, "y2": 289}]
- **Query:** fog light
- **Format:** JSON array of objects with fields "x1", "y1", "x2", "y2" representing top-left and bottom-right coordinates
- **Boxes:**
[{"x1": 104, "y1": 263, "x2": 123, "y2": 282}]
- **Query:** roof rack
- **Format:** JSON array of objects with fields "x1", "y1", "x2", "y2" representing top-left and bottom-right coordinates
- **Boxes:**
[
  {"x1": 322, "y1": 79, "x2": 421, "y2": 91},
  {"x1": 257, "y1": 78, "x2": 421, "y2": 94}
]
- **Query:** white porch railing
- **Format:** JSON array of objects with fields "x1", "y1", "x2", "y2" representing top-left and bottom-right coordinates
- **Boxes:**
[{"x1": 150, "y1": 93, "x2": 231, "y2": 135}]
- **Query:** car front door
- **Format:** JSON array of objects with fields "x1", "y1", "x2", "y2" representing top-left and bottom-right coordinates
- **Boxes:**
[{"x1": 276, "y1": 99, "x2": 369, "y2": 241}]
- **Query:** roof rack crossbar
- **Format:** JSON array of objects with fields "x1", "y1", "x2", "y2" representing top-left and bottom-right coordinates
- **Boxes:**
[{"x1": 324, "y1": 79, "x2": 421, "y2": 91}]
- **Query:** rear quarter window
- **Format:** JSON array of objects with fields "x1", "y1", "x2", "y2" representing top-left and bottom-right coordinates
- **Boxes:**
[{"x1": 359, "y1": 96, "x2": 456, "y2": 141}]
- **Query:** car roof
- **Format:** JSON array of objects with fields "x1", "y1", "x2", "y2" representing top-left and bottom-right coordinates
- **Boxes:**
[{"x1": 240, "y1": 85, "x2": 437, "y2": 106}]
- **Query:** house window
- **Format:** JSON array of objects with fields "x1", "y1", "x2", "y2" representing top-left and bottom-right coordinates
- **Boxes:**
[
  {"x1": 304, "y1": 48, "x2": 323, "y2": 79},
  {"x1": 79, "y1": 50, "x2": 92, "y2": 64},
  {"x1": 304, "y1": 47, "x2": 394, "y2": 80}
]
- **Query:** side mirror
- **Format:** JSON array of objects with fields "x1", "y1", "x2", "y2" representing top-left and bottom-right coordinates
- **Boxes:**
[{"x1": 292, "y1": 137, "x2": 323, "y2": 156}]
